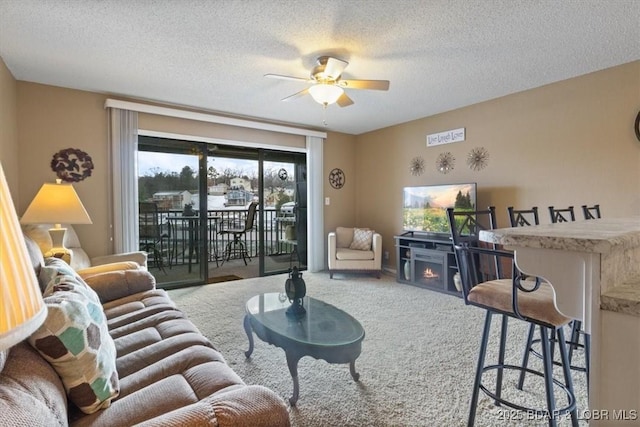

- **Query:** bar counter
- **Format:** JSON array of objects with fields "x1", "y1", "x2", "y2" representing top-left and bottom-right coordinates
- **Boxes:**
[{"x1": 480, "y1": 217, "x2": 640, "y2": 426}]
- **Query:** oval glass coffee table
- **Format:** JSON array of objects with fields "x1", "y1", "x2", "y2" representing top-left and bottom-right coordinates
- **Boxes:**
[{"x1": 244, "y1": 293, "x2": 365, "y2": 405}]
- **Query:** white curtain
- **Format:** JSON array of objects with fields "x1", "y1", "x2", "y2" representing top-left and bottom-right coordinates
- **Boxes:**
[
  {"x1": 306, "y1": 136, "x2": 324, "y2": 272},
  {"x1": 108, "y1": 108, "x2": 138, "y2": 253}
]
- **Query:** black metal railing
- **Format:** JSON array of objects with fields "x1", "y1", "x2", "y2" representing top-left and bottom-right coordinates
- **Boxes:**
[{"x1": 151, "y1": 208, "x2": 296, "y2": 267}]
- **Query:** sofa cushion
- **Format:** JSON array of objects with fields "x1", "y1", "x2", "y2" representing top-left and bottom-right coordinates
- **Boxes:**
[
  {"x1": 28, "y1": 259, "x2": 119, "y2": 414},
  {"x1": 83, "y1": 269, "x2": 156, "y2": 304},
  {"x1": 0, "y1": 343, "x2": 68, "y2": 427},
  {"x1": 349, "y1": 228, "x2": 374, "y2": 250},
  {"x1": 335, "y1": 226, "x2": 354, "y2": 248}
]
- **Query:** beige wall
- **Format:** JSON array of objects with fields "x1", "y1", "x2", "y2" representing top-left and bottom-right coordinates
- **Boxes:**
[
  {"x1": 14, "y1": 82, "x2": 323, "y2": 259},
  {"x1": 17, "y1": 83, "x2": 110, "y2": 258},
  {"x1": 355, "y1": 61, "x2": 640, "y2": 270},
  {"x1": 323, "y1": 131, "x2": 357, "y2": 233},
  {"x1": 0, "y1": 57, "x2": 19, "y2": 205},
  {"x1": 8, "y1": 59, "x2": 639, "y2": 270}
]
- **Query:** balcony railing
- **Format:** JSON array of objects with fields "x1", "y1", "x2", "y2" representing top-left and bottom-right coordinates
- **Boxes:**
[{"x1": 149, "y1": 208, "x2": 297, "y2": 267}]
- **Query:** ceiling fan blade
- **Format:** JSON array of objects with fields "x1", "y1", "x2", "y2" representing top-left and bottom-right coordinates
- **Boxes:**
[
  {"x1": 339, "y1": 79, "x2": 390, "y2": 90},
  {"x1": 324, "y1": 57, "x2": 348, "y2": 80},
  {"x1": 281, "y1": 88, "x2": 309, "y2": 102},
  {"x1": 264, "y1": 73, "x2": 311, "y2": 83},
  {"x1": 336, "y1": 92, "x2": 354, "y2": 107}
]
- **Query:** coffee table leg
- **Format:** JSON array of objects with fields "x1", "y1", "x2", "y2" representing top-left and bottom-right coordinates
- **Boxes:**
[
  {"x1": 286, "y1": 352, "x2": 301, "y2": 406},
  {"x1": 349, "y1": 360, "x2": 360, "y2": 381},
  {"x1": 243, "y1": 315, "x2": 254, "y2": 358}
]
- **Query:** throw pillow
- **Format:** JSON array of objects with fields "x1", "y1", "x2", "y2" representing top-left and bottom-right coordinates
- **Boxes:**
[
  {"x1": 28, "y1": 259, "x2": 119, "y2": 414},
  {"x1": 350, "y1": 228, "x2": 374, "y2": 251}
]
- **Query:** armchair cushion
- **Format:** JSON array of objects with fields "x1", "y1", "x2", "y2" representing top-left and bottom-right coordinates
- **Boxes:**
[
  {"x1": 335, "y1": 226, "x2": 354, "y2": 248},
  {"x1": 349, "y1": 228, "x2": 374, "y2": 250},
  {"x1": 77, "y1": 261, "x2": 141, "y2": 279}
]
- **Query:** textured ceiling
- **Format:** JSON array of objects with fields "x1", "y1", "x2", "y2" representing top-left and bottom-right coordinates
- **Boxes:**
[{"x1": 1, "y1": 0, "x2": 638, "y2": 135}]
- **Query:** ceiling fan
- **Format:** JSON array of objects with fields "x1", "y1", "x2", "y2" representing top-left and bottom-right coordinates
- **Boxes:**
[{"x1": 265, "y1": 56, "x2": 390, "y2": 107}]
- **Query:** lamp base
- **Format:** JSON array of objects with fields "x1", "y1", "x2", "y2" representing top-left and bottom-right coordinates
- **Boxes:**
[
  {"x1": 285, "y1": 299, "x2": 306, "y2": 318},
  {"x1": 44, "y1": 227, "x2": 71, "y2": 263}
]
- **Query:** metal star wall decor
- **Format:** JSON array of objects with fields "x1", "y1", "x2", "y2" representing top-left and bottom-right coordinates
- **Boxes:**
[
  {"x1": 436, "y1": 152, "x2": 455, "y2": 174},
  {"x1": 409, "y1": 156, "x2": 425, "y2": 176},
  {"x1": 467, "y1": 146, "x2": 489, "y2": 171}
]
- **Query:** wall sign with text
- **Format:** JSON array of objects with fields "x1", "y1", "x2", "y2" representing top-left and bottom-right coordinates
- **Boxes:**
[{"x1": 426, "y1": 128, "x2": 465, "y2": 147}]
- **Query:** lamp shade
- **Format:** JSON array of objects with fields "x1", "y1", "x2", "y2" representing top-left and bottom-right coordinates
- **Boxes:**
[
  {"x1": 0, "y1": 162, "x2": 47, "y2": 350},
  {"x1": 20, "y1": 181, "x2": 92, "y2": 225},
  {"x1": 308, "y1": 83, "x2": 344, "y2": 105}
]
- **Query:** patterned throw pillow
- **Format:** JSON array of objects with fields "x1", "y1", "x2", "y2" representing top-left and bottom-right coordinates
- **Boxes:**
[
  {"x1": 28, "y1": 258, "x2": 119, "y2": 414},
  {"x1": 349, "y1": 228, "x2": 374, "y2": 251}
]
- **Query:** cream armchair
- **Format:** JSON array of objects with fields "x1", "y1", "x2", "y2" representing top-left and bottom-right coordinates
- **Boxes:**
[
  {"x1": 328, "y1": 226, "x2": 382, "y2": 278},
  {"x1": 22, "y1": 223, "x2": 147, "y2": 278}
]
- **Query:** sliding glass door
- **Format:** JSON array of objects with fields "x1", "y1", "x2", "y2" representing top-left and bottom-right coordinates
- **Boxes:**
[
  {"x1": 260, "y1": 151, "x2": 307, "y2": 275},
  {"x1": 138, "y1": 137, "x2": 207, "y2": 287},
  {"x1": 137, "y1": 136, "x2": 307, "y2": 288}
]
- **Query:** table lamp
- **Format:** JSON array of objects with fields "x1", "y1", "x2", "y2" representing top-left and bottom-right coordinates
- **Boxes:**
[
  {"x1": 20, "y1": 179, "x2": 92, "y2": 261},
  {"x1": 1, "y1": 163, "x2": 47, "y2": 350}
]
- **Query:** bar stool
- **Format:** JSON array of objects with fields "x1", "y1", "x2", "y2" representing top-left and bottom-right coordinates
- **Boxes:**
[
  {"x1": 548, "y1": 205, "x2": 575, "y2": 223},
  {"x1": 447, "y1": 207, "x2": 578, "y2": 427},
  {"x1": 582, "y1": 204, "x2": 601, "y2": 220}
]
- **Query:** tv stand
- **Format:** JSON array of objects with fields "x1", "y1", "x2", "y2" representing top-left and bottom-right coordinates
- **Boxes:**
[{"x1": 394, "y1": 232, "x2": 460, "y2": 296}]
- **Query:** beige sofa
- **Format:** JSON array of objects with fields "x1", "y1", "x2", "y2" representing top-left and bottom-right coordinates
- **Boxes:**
[
  {"x1": 328, "y1": 226, "x2": 382, "y2": 278},
  {"x1": 0, "y1": 237, "x2": 290, "y2": 427}
]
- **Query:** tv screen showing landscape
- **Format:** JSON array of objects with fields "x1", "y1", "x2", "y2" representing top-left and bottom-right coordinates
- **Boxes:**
[{"x1": 403, "y1": 183, "x2": 477, "y2": 234}]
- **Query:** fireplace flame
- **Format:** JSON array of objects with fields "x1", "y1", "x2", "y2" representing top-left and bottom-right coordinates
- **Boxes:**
[{"x1": 423, "y1": 268, "x2": 439, "y2": 279}]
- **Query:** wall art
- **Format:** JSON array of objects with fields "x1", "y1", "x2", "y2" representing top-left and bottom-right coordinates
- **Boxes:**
[
  {"x1": 467, "y1": 146, "x2": 489, "y2": 171},
  {"x1": 409, "y1": 156, "x2": 425, "y2": 176},
  {"x1": 51, "y1": 148, "x2": 94, "y2": 182},
  {"x1": 329, "y1": 168, "x2": 345, "y2": 189},
  {"x1": 436, "y1": 152, "x2": 455, "y2": 174}
]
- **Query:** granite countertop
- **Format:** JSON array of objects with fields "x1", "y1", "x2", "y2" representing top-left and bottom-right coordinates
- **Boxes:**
[
  {"x1": 479, "y1": 217, "x2": 640, "y2": 317},
  {"x1": 601, "y1": 283, "x2": 640, "y2": 317},
  {"x1": 479, "y1": 217, "x2": 640, "y2": 254}
]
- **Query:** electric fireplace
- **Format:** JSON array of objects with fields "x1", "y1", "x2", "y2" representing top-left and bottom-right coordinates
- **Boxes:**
[{"x1": 412, "y1": 249, "x2": 448, "y2": 288}]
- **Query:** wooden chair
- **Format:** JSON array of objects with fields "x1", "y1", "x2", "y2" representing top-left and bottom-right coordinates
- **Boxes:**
[{"x1": 447, "y1": 207, "x2": 578, "y2": 426}]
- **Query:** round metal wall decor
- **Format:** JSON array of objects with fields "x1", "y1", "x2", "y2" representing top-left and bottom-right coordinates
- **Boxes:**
[
  {"x1": 635, "y1": 110, "x2": 640, "y2": 142},
  {"x1": 409, "y1": 156, "x2": 425, "y2": 176},
  {"x1": 278, "y1": 168, "x2": 288, "y2": 180},
  {"x1": 436, "y1": 152, "x2": 455, "y2": 174},
  {"x1": 329, "y1": 168, "x2": 346, "y2": 189},
  {"x1": 51, "y1": 148, "x2": 94, "y2": 182},
  {"x1": 467, "y1": 146, "x2": 489, "y2": 171}
]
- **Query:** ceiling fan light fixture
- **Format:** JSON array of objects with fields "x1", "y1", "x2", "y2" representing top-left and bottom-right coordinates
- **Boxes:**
[{"x1": 308, "y1": 83, "x2": 344, "y2": 106}]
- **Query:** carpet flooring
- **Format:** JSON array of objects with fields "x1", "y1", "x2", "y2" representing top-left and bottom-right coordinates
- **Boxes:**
[{"x1": 168, "y1": 272, "x2": 588, "y2": 426}]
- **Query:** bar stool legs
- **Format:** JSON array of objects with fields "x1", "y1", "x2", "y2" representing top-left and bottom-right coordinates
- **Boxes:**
[
  {"x1": 468, "y1": 312, "x2": 579, "y2": 427},
  {"x1": 518, "y1": 320, "x2": 590, "y2": 392}
]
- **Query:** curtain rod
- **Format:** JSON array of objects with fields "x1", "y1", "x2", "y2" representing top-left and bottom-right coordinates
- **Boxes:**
[{"x1": 104, "y1": 99, "x2": 327, "y2": 138}]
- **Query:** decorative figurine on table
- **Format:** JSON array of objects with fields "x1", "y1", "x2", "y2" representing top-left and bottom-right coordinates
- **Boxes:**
[{"x1": 285, "y1": 266, "x2": 306, "y2": 318}]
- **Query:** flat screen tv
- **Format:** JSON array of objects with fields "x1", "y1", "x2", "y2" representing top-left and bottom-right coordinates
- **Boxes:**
[{"x1": 403, "y1": 183, "x2": 477, "y2": 236}]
